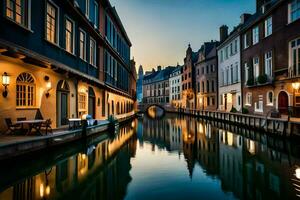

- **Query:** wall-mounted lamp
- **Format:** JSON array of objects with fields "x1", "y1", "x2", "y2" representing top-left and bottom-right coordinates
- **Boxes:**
[
  {"x1": 2, "y1": 72, "x2": 10, "y2": 98},
  {"x1": 44, "y1": 76, "x2": 52, "y2": 98}
]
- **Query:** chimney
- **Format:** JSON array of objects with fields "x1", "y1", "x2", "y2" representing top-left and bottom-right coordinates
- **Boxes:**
[
  {"x1": 219, "y1": 25, "x2": 228, "y2": 42},
  {"x1": 240, "y1": 13, "x2": 252, "y2": 24},
  {"x1": 157, "y1": 66, "x2": 162, "y2": 71},
  {"x1": 256, "y1": 0, "x2": 265, "y2": 12}
]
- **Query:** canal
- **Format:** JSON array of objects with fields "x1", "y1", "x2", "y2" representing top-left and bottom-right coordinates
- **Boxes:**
[{"x1": 0, "y1": 113, "x2": 300, "y2": 200}]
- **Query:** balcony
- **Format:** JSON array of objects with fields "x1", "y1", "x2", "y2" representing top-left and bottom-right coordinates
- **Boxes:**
[{"x1": 246, "y1": 74, "x2": 273, "y2": 87}]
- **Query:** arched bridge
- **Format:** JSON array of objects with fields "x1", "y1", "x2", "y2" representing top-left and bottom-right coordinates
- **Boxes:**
[{"x1": 138, "y1": 103, "x2": 175, "y2": 113}]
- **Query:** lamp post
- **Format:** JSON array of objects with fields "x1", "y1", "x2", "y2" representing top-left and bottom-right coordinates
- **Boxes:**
[{"x1": 2, "y1": 72, "x2": 10, "y2": 98}]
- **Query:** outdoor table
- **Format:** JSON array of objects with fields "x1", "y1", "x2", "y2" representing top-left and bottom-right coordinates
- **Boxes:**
[
  {"x1": 68, "y1": 118, "x2": 82, "y2": 130},
  {"x1": 15, "y1": 120, "x2": 46, "y2": 135}
]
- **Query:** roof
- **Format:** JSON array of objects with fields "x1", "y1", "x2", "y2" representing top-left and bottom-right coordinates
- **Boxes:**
[
  {"x1": 196, "y1": 41, "x2": 219, "y2": 63},
  {"x1": 143, "y1": 66, "x2": 176, "y2": 83}
]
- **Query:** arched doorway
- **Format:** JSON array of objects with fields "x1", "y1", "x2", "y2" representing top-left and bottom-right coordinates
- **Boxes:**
[
  {"x1": 57, "y1": 80, "x2": 70, "y2": 127},
  {"x1": 278, "y1": 91, "x2": 289, "y2": 114},
  {"x1": 88, "y1": 87, "x2": 96, "y2": 119}
]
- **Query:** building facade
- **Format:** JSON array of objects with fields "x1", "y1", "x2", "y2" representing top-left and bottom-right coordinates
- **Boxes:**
[
  {"x1": 218, "y1": 25, "x2": 242, "y2": 112},
  {"x1": 0, "y1": 0, "x2": 136, "y2": 131},
  {"x1": 181, "y1": 44, "x2": 199, "y2": 110},
  {"x1": 169, "y1": 66, "x2": 182, "y2": 108},
  {"x1": 136, "y1": 65, "x2": 144, "y2": 103},
  {"x1": 142, "y1": 66, "x2": 174, "y2": 105},
  {"x1": 241, "y1": 0, "x2": 300, "y2": 116},
  {"x1": 195, "y1": 41, "x2": 219, "y2": 111}
]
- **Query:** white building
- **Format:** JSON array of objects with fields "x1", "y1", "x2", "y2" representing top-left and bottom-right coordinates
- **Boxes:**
[
  {"x1": 218, "y1": 26, "x2": 242, "y2": 112},
  {"x1": 169, "y1": 66, "x2": 182, "y2": 108}
]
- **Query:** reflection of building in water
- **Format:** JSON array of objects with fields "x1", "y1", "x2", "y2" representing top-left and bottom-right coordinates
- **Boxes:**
[
  {"x1": 242, "y1": 138, "x2": 300, "y2": 200},
  {"x1": 218, "y1": 129, "x2": 243, "y2": 199},
  {"x1": 195, "y1": 121, "x2": 219, "y2": 177},
  {"x1": 182, "y1": 117, "x2": 197, "y2": 177},
  {"x1": 0, "y1": 124, "x2": 137, "y2": 200},
  {"x1": 168, "y1": 118, "x2": 183, "y2": 152},
  {"x1": 143, "y1": 117, "x2": 171, "y2": 151}
]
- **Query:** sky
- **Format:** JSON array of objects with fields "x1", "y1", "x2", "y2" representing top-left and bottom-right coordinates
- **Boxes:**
[{"x1": 110, "y1": 0, "x2": 256, "y2": 72}]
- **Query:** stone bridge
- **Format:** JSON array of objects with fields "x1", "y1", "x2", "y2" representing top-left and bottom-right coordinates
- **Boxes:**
[{"x1": 138, "y1": 103, "x2": 175, "y2": 113}]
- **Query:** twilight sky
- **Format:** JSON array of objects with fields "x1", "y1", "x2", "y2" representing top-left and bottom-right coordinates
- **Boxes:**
[{"x1": 110, "y1": 0, "x2": 255, "y2": 72}]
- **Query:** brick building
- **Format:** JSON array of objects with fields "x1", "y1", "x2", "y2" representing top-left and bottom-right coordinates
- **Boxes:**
[
  {"x1": 195, "y1": 41, "x2": 219, "y2": 111},
  {"x1": 241, "y1": 0, "x2": 300, "y2": 116}
]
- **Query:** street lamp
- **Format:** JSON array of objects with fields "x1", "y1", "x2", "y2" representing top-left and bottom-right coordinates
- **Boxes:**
[
  {"x1": 292, "y1": 82, "x2": 300, "y2": 116},
  {"x1": 2, "y1": 72, "x2": 10, "y2": 98}
]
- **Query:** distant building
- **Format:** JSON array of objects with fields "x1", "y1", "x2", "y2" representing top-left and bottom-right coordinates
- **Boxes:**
[
  {"x1": 218, "y1": 23, "x2": 243, "y2": 112},
  {"x1": 195, "y1": 41, "x2": 219, "y2": 111},
  {"x1": 169, "y1": 66, "x2": 183, "y2": 108},
  {"x1": 137, "y1": 65, "x2": 144, "y2": 103},
  {"x1": 181, "y1": 44, "x2": 200, "y2": 110},
  {"x1": 143, "y1": 66, "x2": 175, "y2": 105}
]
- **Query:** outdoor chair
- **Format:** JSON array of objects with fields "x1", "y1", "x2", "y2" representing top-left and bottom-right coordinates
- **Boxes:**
[
  {"x1": 40, "y1": 119, "x2": 53, "y2": 135},
  {"x1": 17, "y1": 117, "x2": 27, "y2": 131},
  {"x1": 5, "y1": 118, "x2": 21, "y2": 135}
]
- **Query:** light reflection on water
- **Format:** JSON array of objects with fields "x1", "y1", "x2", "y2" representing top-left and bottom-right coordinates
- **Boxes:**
[{"x1": 0, "y1": 114, "x2": 300, "y2": 200}]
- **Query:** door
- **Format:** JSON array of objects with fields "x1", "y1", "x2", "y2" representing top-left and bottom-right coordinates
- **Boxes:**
[
  {"x1": 278, "y1": 91, "x2": 289, "y2": 114},
  {"x1": 88, "y1": 96, "x2": 95, "y2": 118},
  {"x1": 61, "y1": 92, "x2": 68, "y2": 125}
]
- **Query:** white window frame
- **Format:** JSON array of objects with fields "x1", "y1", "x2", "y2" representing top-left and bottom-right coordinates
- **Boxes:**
[
  {"x1": 246, "y1": 92, "x2": 252, "y2": 106},
  {"x1": 245, "y1": 63, "x2": 249, "y2": 84},
  {"x1": 94, "y1": 1, "x2": 99, "y2": 28},
  {"x1": 85, "y1": 0, "x2": 90, "y2": 18},
  {"x1": 16, "y1": 72, "x2": 36, "y2": 108},
  {"x1": 253, "y1": 57, "x2": 260, "y2": 79},
  {"x1": 255, "y1": 95, "x2": 264, "y2": 113},
  {"x1": 65, "y1": 16, "x2": 75, "y2": 54},
  {"x1": 288, "y1": 0, "x2": 300, "y2": 24},
  {"x1": 45, "y1": 0, "x2": 59, "y2": 45},
  {"x1": 79, "y1": 29, "x2": 87, "y2": 61},
  {"x1": 89, "y1": 37, "x2": 97, "y2": 67},
  {"x1": 265, "y1": 51, "x2": 272, "y2": 77},
  {"x1": 244, "y1": 34, "x2": 249, "y2": 49},
  {"x1": 252, "y1": 26, "x2": 259, "y2": 45},
  {"x1": 289, "y1": 38, "x2": 300, "y2": 77},
  {"x1": 265, "y1": 16, "x2": 272, "y2": 37}
]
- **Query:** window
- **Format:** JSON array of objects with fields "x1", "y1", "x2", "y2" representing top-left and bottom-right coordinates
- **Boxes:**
[
  {"x1": 252, "y1": 26, "x2": 259, "y2": 45},
  {"x1": 65, "y1": 17, "x2": 74, "y2": 54},
  {"x1": 244, "y1": 34, "x2": 249, "y2": 49},
  {"x1": 265, "y1": 17, "x2": 272, "y2": 37},
  {"x1": 85, "y1": 0, "x2": 90, "y2": 18},
  {"x1": 289, "y1": 38, "x2": 300, "y2": 77},
  {"x1": 234, "y1": 40, "x2": 238, "y2": 53},
  {"x1": 245, "y1": 63, "x2": 249, "y2": 83},
  {"x1": 78, "y1": 93, "x2": 86, "y2": 111},
  {"x1": 235, "y1": 62, "x2": 239, "y2": 82},
  {"x1": 211, "y1": 80, "x2": 215, "y2": 92},
  {"x1": 289, "y1": 0, "x2": 300, "y2": 23},
  {"x1": 267, "y1": 91, "x2": 274, "y2": 106},
  {"x1": 6, "y1": 0, "x2": 29, "y2": 27},
  {"x1": 90, "y1": 38, "x2": 96, "y2": 66},
  {"x1": 265, "y1": 51, "x2": 272, "y2": 77},
  {"x1": 94, "y1": 1, "x2": 99, "y2": 28},
  {"x1": 79, "y1": 30, "x2": 86, "y2": 60},
  {"x1": 46, "y1": 1, "x2": 58, "y2": 44},
  {"x1": 246, "y1": 92, "x2": 252, "y2": 106},
  {"x1": 230, "y1": 65, "x2": 234, "y2": 84},
  {"x1": 255, "y1": 95, "x2": 263, "y2": 112},
  {"x1": 253, "y1": 57, "x2": 260, "y2": 79},
  {"x1": 207, "y1": 80, "x2": 209, "y2": 93},
  {"x1": 16, "y1": 73, "x2": 35, "y2": 107}
]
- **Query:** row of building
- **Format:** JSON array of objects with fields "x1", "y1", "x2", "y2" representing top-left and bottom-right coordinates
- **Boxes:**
[
  {"x1": 0, "y1": 0, "x2": 137, "y2": 131},
  {"x1": 140, "y1": 0, "x2": 300, "y2": 117}
]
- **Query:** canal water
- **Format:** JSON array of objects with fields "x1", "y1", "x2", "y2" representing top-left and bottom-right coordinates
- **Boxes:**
[{"x1": 0, "y1": 113, "x2": 300, "y2": 200}]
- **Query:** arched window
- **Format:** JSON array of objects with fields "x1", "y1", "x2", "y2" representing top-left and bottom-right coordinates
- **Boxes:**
[
  {"x1": 16, "y1": 72, "x2": 35, "y2": 107},
  {"x1": 267, "y1": 91, "x2": 274, "y2": 106}
]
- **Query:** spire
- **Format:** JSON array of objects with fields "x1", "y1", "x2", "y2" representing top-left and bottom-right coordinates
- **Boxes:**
[{"x1": 186, "y1": 43, "x2": 192, "y2": 55}]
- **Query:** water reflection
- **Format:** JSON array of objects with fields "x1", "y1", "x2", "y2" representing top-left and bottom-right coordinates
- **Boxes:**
[
  {"x1": 132, "y1": 114, "x2": 300, "y2": 200},
  {"x1": 1, "y1": 114, "x2": 300, "y2": 200},
  {"x1": 0, "y1": 121, "x2": 137, "y2": 200},
  {"x1": 147, "y1": 105, "x2": 165, "y2": 119}
]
